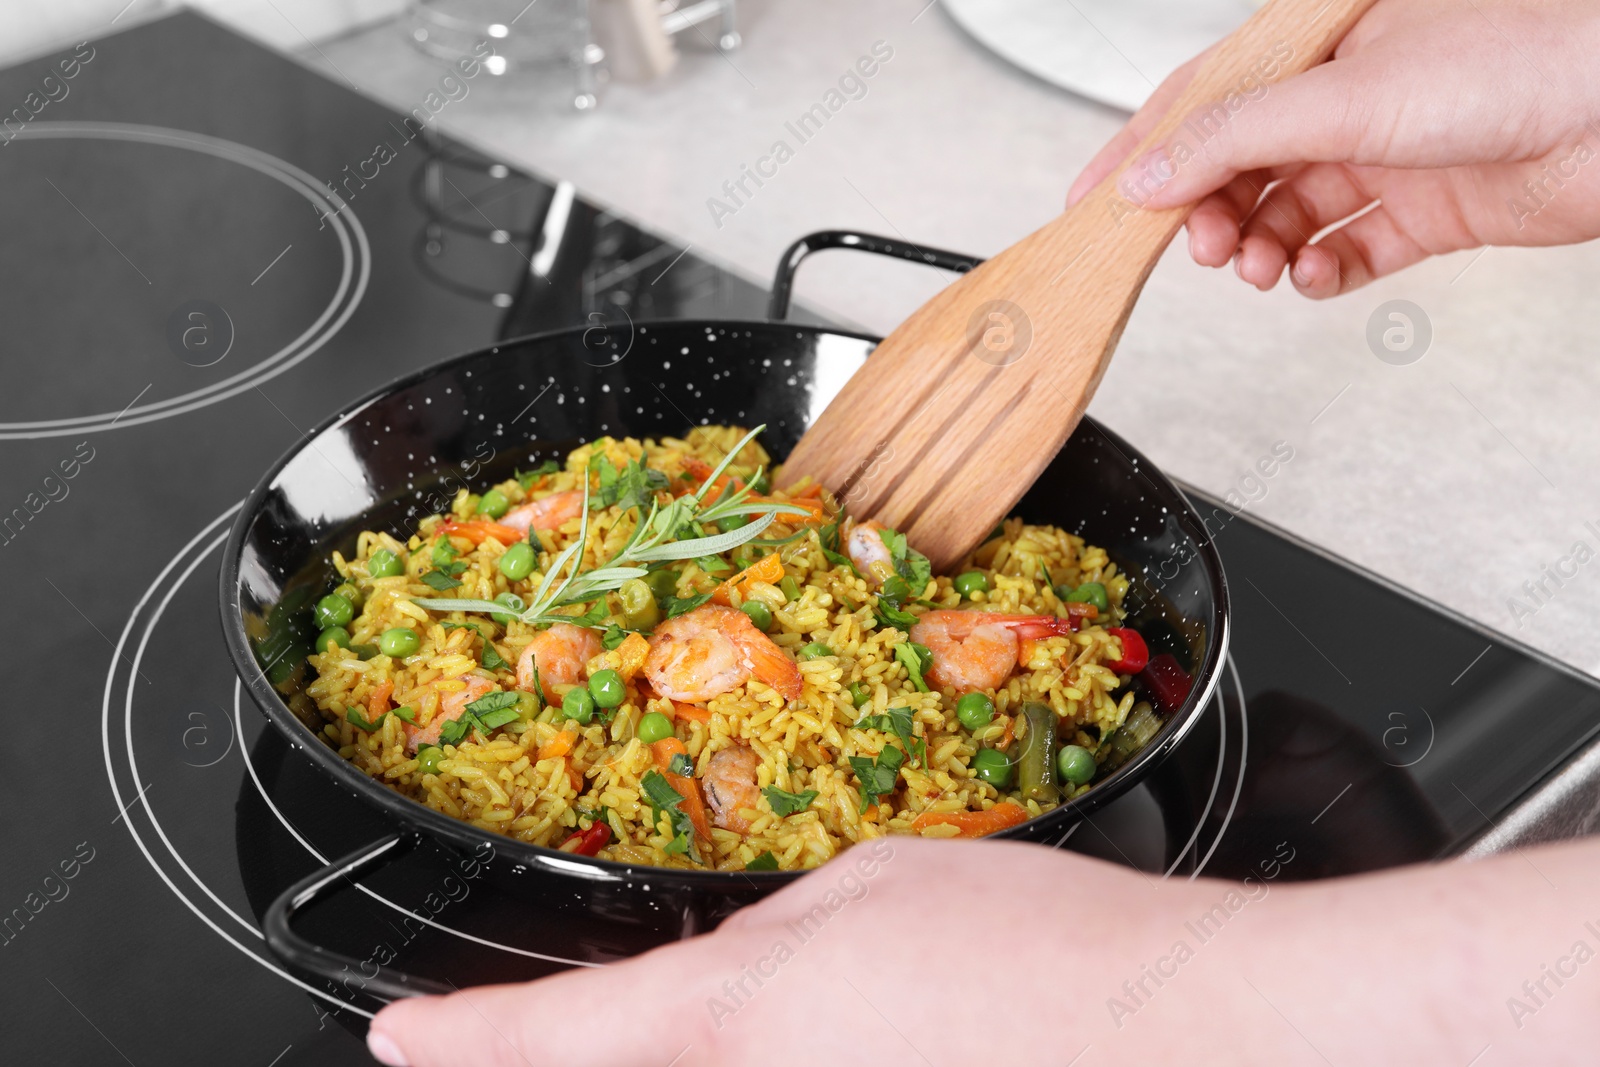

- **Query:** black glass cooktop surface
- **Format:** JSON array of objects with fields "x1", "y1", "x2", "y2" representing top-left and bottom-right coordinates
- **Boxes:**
[{"x1": 5, "y1": 12, "x2": 1599, "y2": 1065}]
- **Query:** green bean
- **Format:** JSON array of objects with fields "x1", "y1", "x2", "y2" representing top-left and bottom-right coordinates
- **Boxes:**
[
  {"x1": 1017, "y1": 701, "x2": 1060, "y2": 804},
  {"x1": 491, "y1": 592, "x2": 525, "y2": 626},
  {"x1": 618, "y1": 578, "x2": 661, "y2": 630}
]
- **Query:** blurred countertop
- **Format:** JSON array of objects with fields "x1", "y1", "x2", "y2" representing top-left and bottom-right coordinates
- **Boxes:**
[{"x1": 304, "y1": 0, "x2": 1600, "y2": 676}]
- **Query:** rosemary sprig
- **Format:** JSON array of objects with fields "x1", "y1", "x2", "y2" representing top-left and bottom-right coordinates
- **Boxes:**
[{"x1": 413, "y1": 425, "x2": 808, "y2": 629}]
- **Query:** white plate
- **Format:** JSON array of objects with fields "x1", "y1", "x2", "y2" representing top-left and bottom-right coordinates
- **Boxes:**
[{"x1": 943, "y1": 0, "x2": 1259, "y2": 113}]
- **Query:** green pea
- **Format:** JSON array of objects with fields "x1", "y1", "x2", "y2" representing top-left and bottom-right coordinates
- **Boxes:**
[
  {"x1": 499, "y1": 541, "x2": 536, "y2": 580},
  {"x1": 314, "y1": 593, "x2": 354, "y2": 629},
  {"x1": 644, "y1": 568, "x2": 681, "y2": 603},
  {"x1": 315, "y1": 627, "x2": 351, "y2": 653},
  {"x1": 1057, "y1": 744, "x2": 1097, "y2": 786},
  {"x1": 491, "y1": 592, "x2": 525, "y2": 626},
  {"x1": 367, "y1": 549, "x2": 404, "y2": 579},
  {"x1": 637, "y1": 712, "x2": 674, "y2": 745},
  {"x1": 956, "y1": 692, "x2": 995, "y2": 731},
  {"x1": 562, "y1": 686, "x2": 595, "y2": 724},
  {"x1": 953, "y1": 571, "x2": 989, "y2": 599},
  {"x1": 333, "y1": 582, "x2": 364, "y2": 610},
  {"x1": 849, "y1": 682, "x2": 872, "y2": 708},
  {"x1": 417, "y1": 746, "x2": 444, "y2": 774},
  {"x1": 717, "y1": 514, "x2": 748, "y2": 533},
  {"x1": 972, "y1": 748, "x2": 1013, "y2": 788},
  {"x1": 478, "y1": 488, "x2": 510, "y2": 519},
  {"x1": 779, "y1": 576, "x2": 802, "y2": 603},
  {"x1": 351, "y1": 643, "x2": 380, "y2": 661},
  {"x1": 588, "y1": 669, "x2": 625, "y2": 708},
  {"x1": 798, "y1": 642, "x2": 833, "y2": 660},
  {"x1": 379, "y1": 627, "x2": 421, "y2": 658},
  {"x1": 1064, "y1": 581, "x2": 1110, "y2": 613},
  {"x1": 740, "y1": 600, "x2": 773, "y2": 631},
  {"x1": 749, "y1": 471, "x2": 771, "y2": 495}
]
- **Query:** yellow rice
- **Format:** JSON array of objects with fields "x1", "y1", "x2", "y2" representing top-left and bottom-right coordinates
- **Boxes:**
[{"x1": 289, "y1": 426, "x2": 1141, "y2": 872}]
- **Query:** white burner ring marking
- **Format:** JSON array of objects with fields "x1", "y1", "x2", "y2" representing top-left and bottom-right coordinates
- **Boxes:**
[{"x1": 2, "y1": 122, "x2": 370, "y2": 439}]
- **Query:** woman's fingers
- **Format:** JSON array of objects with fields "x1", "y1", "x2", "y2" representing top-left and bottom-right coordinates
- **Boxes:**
[
  {"x1": 1289, "y1": 202, "x2": 1429, "y2": 298},
  {"x1": 1230, "y1": 163, "x2": 1378, "y2": 288},
  {"x1": 1138, "y1": 56, "x2": 1374, "y2": 210}
]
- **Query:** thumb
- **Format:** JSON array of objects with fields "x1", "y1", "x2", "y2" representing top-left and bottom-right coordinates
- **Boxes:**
[{"x1": 1132, "y1": 56, "x2": 1372, "y2": 210}]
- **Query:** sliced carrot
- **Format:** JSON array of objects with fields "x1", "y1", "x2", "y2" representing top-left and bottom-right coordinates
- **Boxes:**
[
  {"x1": 1000, "y1": 715, "x2": 1015, "y2": 750},
  {"x1": 537, "y1": 730, "x2": 575, "y2": 761},
  {"x1": 672, "y1": 701, "x2": 711, "y2": 723},
  {"x1": 682, "y1": 456, "x2": 743, "y2": 500},
  {"x1": 651, "y1": 738, "x2": 713, "y2": 843},
  {"x1": 912, "y1": 803, "x2": 1029, "y2": 837},
  {"x1": 566, "y1": 761, "x2": 584, "y2": 792},
  {"x1": 614, "y1": 632, "x2": 651, "y2": 681},
  {"x1": 1016, "y1": 637, "x2": 1037, "y2": 670},
  {"x1": 711, "y1": 551, "x2": 784, "y2": 606},
  {"x1": 440, "y1": 519, "x2": 524, "y2": 547},
  {"x1": 368, "y1": 680, "x2": 394, "y2": 718}
]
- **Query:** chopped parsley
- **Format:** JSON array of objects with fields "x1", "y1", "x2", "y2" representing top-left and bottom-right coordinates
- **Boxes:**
[
  {"x1": 345, "y1": 707, "x2": 384, "y2": 731},
  {"x1": 894, "y1": 641, "x2": 933, "y2": 692},
  {"x1": 514, "y1": 460, "x2": 560, "y2": 489},
  {"x1": 420, "y1": 569, "x2": 464, "y2": 592},
  {"x1": 762, "y1": 786, "x2": 819, "y2": 817},
  {"x1": 601, "y1": 623, "x2": 631, "y2": 650},
  {"x1": 641, "y1": 769, "x2": 696, "y2": 856},
  {"x1": 693, "y1": 554, "x2": 731, "y2": 575},
  {"x1": 465, "y1": 691, "x2": 521, "y2": 730},
  {"x1": 849, "y1": 744, "x2": 905, "y2": 813},
  {"x1": 856, "y1": 706, "x2": 924, "y2": 767},
  {"x1": 877, "y1": 527, "x2": 932, "y2": 593},
  {"x1": 664, "y1": 591, "x2": 714, "y2": 619},
  {"x1": 594, "y1": 455, "x2": 670, "y2": 511},
  {"x1": 745, "y1": 851, "x2": 780, "y2": 871},
  {"x1": 392, "y1": 706, "x2": 417, "y2": 723}
]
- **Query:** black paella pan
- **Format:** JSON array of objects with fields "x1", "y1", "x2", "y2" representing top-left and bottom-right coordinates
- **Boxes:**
[{"x1": 219, "y1": 231, "x2": 1230, "y2": 1001}]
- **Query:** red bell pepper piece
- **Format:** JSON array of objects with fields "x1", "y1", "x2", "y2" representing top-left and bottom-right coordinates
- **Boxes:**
[
  {"x1": 563, "y1": 820, "x2": 612, "y2": 857},
  {"x1": 1141, "y1": 653, "x2": 1192, "y2": 714},
  {"x1": 1103, "y1": 627, "x2": 1149, "y2": 674}
]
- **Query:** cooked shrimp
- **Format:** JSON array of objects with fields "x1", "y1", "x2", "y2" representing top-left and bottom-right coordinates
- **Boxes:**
[
  {"x1": 643, "y1": 604, "x2": 803, "y2": 703},
  {"x1": 909, "y1": 610, "x2": 1076, "y2": 693},
  {"x1": 517, "y1": 622, "x2": 603, "y2": 701},
  {"x1": 502, "y1": 489, "x2": 584, "y2": 535},
  {"x1": 845, "y1": 520, "x2": 895, "y2": 586},
  {"x1": 702, "y1": 744, "x2": 762, "y2": 833},
  {"x1": 405, "y1": 674, "x2": 493, "y2": 752}
]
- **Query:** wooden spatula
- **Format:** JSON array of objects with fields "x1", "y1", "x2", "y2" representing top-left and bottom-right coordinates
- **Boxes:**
[{"x1": 777, "y1": 0, "x2": 1378, "y2": 571}]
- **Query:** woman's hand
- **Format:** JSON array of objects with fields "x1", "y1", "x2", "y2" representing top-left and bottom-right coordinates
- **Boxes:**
[
  {"x1": 364, "y1": 834, "x2": 1600, "y2": 1066},
  {"x1": 1067, "y1": 0, "x2": 1600, "y2": 296}
]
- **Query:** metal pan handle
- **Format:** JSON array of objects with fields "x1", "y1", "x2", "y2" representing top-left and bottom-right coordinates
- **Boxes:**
[
  {"x1": 264, "y1": 831, "x2": 454, "y2": 1003},
  {"x1": 766, "y1": 230, "x2": 981, "y2": 321}
]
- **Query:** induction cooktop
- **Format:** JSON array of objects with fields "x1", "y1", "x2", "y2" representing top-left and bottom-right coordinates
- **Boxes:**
[{"x1": 5, "y1": 12, "x2": 1598, "y2": 1064}]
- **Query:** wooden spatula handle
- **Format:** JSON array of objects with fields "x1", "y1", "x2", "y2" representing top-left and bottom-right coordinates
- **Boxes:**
[{"x1": 779, "y1": 0, "x2": 1381, "y2": 571}]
